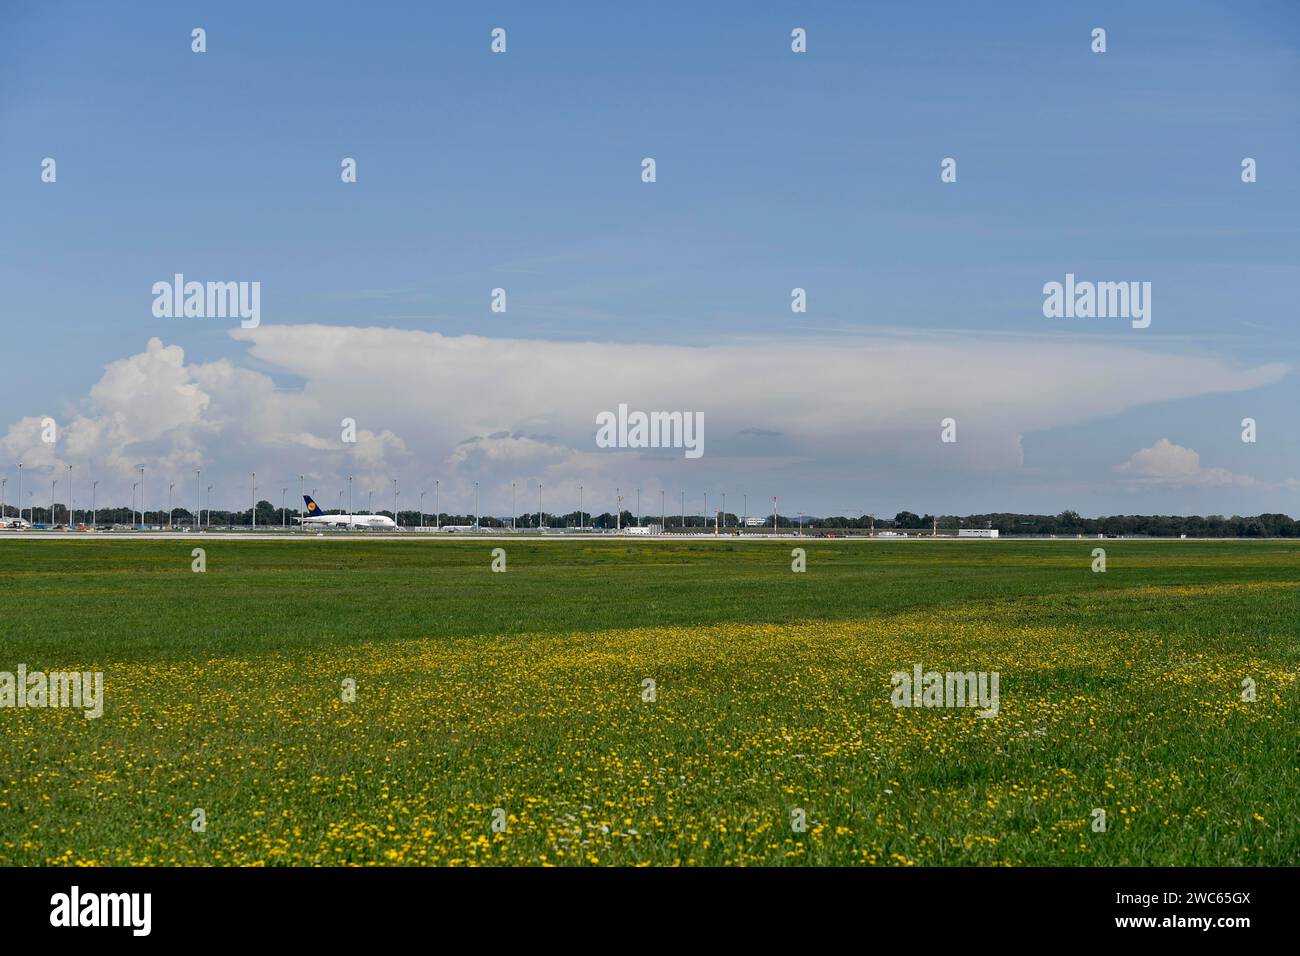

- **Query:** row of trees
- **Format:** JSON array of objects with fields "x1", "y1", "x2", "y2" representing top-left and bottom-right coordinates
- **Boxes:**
[
  {"x1": 813, "y1": 510, "x2": 1300, "y2": 537},
  {"x1": 4, "y1": 502, "x2": 1298, "y2": 537}
]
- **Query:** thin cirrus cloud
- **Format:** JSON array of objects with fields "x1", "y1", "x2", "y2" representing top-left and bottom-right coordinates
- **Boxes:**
[{"x1": 0, "y1": 325, "x2": 1289, "y2": 511}]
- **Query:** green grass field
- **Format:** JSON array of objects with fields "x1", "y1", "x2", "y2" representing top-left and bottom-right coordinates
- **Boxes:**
[{"x1": 0, "y1": 538, "x2": 1295, "y2": 866}]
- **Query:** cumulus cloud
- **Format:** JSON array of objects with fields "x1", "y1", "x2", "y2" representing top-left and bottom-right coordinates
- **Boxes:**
[
  {"x1": 0, "y1": 326, "x2": 1290, "y2": 511},
  {"x1": 1116, "y1": 438, "x2": 1258, "y2": 488}
]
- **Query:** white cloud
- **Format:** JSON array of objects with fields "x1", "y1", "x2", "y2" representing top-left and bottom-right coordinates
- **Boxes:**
[
  {"x1": 1115, "y1": 438, "x2": 1257, "y2": 488},
  {"x1": 0, "y1": 327, "x2": 1290, "y2": 511}
]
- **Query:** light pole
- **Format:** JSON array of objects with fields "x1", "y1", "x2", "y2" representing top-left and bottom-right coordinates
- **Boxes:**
[
  {"x1": 251, "y1": 472, "x2": 256, "y2": 529},
  {"x1": 435, "y1": 479, "x2": 440, "y2": 530},
  {"x1": 512, "y1": 481, "x2": 517, "y2": 531},
  {"x1": 168, "y1": 481, "x2": 175, "y2": 529},
  {"x1": 578, "y1": 484, "x2": 583, "y2": 531},
  {"x1": 420, "y1": 490, "x2": 426, "y2": 529},
  {"x1": 660, "y1": 490, "x2": 665, "y2": 531},
  {"x1": 616, "y1": 488, "x2": 622, "y2": 532},
  {"x1": 680, "y1": 490, "x2": 685, "y2": 531},
  {"x1": 298, "y1": 475, "x2": 304, "y2": 531},
  {"x1": 67, "y1": 464, "x2": 73, "y2": 527},
  {"x1": 537, "y1": 481, "x2": 542, "y2": 531},
  {"x1": 704, "y1": 492, "x2": 708, "y2": 530},
  {"x1": 50, "y1": 479, "x2": 56, "y2": 527},
  {"x1": 206, "y1": 486, "x2": 213, "y2": 529},
  {"x1": 347, "y1": 476, "x2": 353, "y2": 528},
  {"x1": 743, "y1": 494, "x2": 748, "y2": 532},
  {"x1": 393, "y1": 478, "x2": 399, "y2": 528},
  {"x1": 474, "y1": 481, "x2": 479, "y2": 529},
  {"x1": 772, "y1": 496, "x2": 778, "y2": 533},
  {"x1": 15, "y1": 462, "x2": 21, "y2": 525},
  {"x1": 636, "y1": 488, "x2": 641, "y2": 527},
  {"x1": 368, "y1": 490, "x2": 373, "y2": 516},
  {"x1": 281, "y1": 487, "x2": 287, "y2": 529},
  {"x1": 721, "y1": 492, "x2": 725, "y2": 531},
  {"x1": 92, "y1": 480, "x2": 99, "y2": 528},
  {"x1": 1, "y1": 476, "x2": 6, "y2": 523},
  {"x1": 196, "y1": 470, "x2": 202, "y2": 531},
  {"x1": 132, "y1": 482, "x2": 138, "y2": 527},
  {"x1": 138, "y1": 465, "x2": 145, "y2": 528}
]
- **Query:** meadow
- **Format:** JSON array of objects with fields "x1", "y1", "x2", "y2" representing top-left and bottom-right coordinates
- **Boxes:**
[{"x1": 0, "y1": 537, "x2": 1295, "y2": 866}]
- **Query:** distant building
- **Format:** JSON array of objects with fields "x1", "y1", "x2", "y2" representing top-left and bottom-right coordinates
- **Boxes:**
[{"x1": 957, "y1": 529, "x2": 999, "y2": 538}]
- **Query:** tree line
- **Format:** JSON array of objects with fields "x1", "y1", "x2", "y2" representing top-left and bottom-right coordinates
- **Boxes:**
[{"x1": 3, "y1": 502, "x2": 1297, "y2": 536}]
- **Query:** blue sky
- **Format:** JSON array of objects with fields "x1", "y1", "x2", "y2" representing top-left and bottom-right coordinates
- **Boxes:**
[{"x1": 1, "y1": 1, "x2": 1298, "y2": 517}]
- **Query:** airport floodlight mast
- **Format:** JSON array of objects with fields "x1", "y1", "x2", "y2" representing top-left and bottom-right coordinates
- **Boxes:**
[
  {"x1": 393, "y1": 478, "x2": 399, "y2": 528},
  {"x1": 474, "y1": 481, "x2": 479, "y2": 529},
  {"x1": 721, "y1": 492, "x2": 725, "y2": 530},
  {"x1": 704, "y1": 492, "x2": 708, "y2": 527},
  {"x1": 92, "y1": 480, "x2": 99, "y2": 527},
  {"x1": 50, "y1": 479, "x2": 55, "y2": 526},
  {"x1": 435, "y1": 479, "x2": 439, "y2": 530},
  {"x1": 16, "y1": 462, "x2": 21, "y2": 525},
  {"x1": 67, "y1": 464, "x2": 73, "y2": 527},
  {"x1": 206, "y1": 486, "x2": 213, "y2": 529},
  {"x1": 137, "y1": 465, "x2": 145, "y2": 528},
  {"x1": 577, "y1": 484, "x2": 582, "y2": 531},
  {"x1": 616, "y1": 488, "x2": 622, "y2": 531},
  {"x1": 281, "y1": 488, "x2": 287, "y2": 529},
  {"x1": 537, "y1": 481, "x2": 543, "y2": 530},
  {"x1": 1, "y1": 476, "x2": 6, "y2": 522},
  {"x1": 168, "y1": 482, "x2": 175, "y2": 529},
  {"x1": 367, "y1": 490, "x2": 373, "y2": 517},
  {"x1": 636, "y1": 488, "x2": 640, "y2": 527},
  {"x1": 512, "y1": 481, "x2": 517, "y2": 531},
  {"x1": 347, "y1": 476, "x2": 353, "y2": 525},
  {"x1": 299, "y1": 475, "x2": 304, "y2": 531},
  {"x1": 743, "y1": 494, "x2": 747, "y2": 529},
  {"x1": 680, "y1": 490, "x2": 685, "y2": 531},
  {"x1": 196, "y1": 470, "x2": 202, "y2": 532},
  {"x1": 250, "y1": 472, "x2": 256, "y2": 529},
  {"x1": 661, "y1": 490, "x2": 665, "y2": 530},
  {"x1": 773, "y1": 496, "x2": 778, "y2": 531},
  {"x1": 419, "y1": 490, "x2": 426, "y2": 529},
  {"x1": 131, "y1": 482, "x2": 138, "y2": 527}
]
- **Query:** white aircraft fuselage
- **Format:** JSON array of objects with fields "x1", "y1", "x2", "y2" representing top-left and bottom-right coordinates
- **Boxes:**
[{"x1": 297, "y1": 514, "x2": 397, "y2": 530}]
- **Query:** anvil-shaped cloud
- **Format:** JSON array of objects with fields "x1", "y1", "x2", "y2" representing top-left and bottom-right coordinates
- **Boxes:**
[{"x1": 1, "y1": 325, "x2": 1288, "y2": 512}]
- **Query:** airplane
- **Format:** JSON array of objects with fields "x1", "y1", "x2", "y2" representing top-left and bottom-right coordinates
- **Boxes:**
[
  {"x1": 295, "y1": 495, "x2": 398, "y2": 530},
  {"x1": 0, "y1": 516, "x2": 31, "y2": 529}
]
